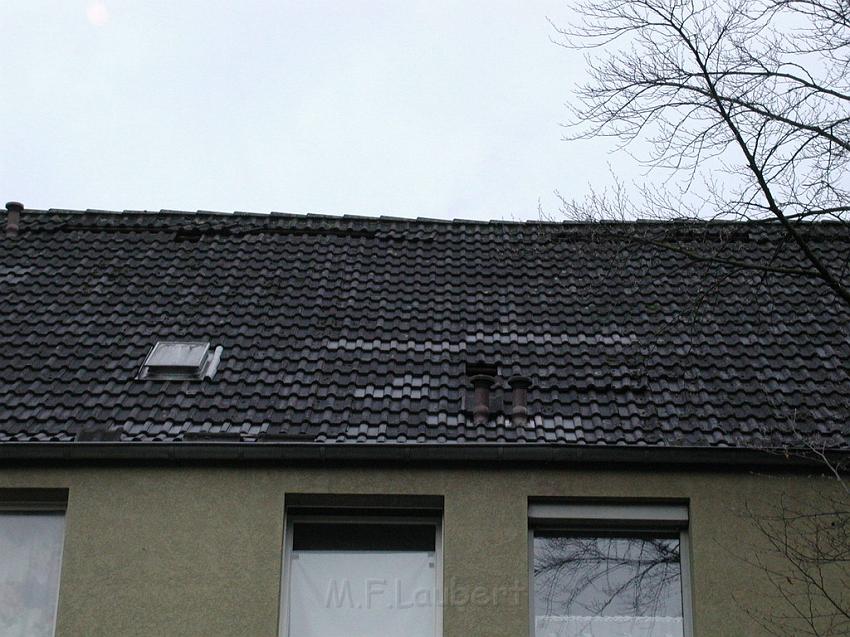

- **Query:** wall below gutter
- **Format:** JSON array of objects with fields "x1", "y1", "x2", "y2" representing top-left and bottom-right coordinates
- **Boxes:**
[
  {"x1": 0, "y1": 441, "x2": 841, "y2": 469},
  {"x1": 2, "y1": 455, "x2": 840, "y2": 635}
]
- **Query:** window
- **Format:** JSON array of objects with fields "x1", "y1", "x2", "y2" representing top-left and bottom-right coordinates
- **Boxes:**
[
  {"x1": 137, "y1": 341, "x2": 222, "y2": 380},
  {"x1": 0, "y1": 493, "x2": 66, "y2": 637},
  {"x1": 280, "y1": 502, "x2": 442, "y2": 637},
  {"x1": 529, "y1": 501, "x2": 692, "y2": 637}
]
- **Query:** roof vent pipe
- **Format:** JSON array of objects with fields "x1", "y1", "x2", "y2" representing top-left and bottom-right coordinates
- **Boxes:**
[
  {"x1": 470, "y1": 374, "x2": 495, "y2": 425},
  {"x1": 5, "y1": 202, "x2": 22, "y2": 237},
  {"x1": 508, "y1": 376, "x2": 532, "y2": 427}
]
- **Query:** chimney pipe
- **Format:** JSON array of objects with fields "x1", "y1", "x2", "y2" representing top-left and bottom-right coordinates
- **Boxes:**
[
  {"x1": 470, "y1": 374, "x2": 495, "y2": 425},
  {"x1": 5, "y1": 202, "x2": 22, "y2": 237},
  {"x1": 508, "y1": 375, "x2": 532, "y2": 427}
]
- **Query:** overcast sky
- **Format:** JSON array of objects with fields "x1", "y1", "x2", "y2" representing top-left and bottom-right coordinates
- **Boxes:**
[{"x1": 1, "y1": 1, "x2": 636, "y2": 220}]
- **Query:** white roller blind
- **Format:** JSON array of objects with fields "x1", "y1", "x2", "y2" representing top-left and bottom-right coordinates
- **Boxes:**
[
  {"x1": 536, "y1": 615, "x2": 684, "y2": 637},
  {"x1": 288, "y1": 550, "x2": 436, "y2": 637}
]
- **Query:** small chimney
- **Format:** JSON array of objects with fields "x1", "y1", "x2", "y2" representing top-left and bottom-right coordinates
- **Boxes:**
[
  {"x1": 470, "y1": 374, "x2": 495, "y2": 425},
  {"x1": 508, "y1": 375, "x2": 532, "y2": 427},
  {"x1": 5, "y1": 202, "x2": 23, "y2": 237}
]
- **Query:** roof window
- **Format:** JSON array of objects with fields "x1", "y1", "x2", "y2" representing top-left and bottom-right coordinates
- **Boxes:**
[{"x1": 137, "y1": 341, "x2": 221, "y2": 380}]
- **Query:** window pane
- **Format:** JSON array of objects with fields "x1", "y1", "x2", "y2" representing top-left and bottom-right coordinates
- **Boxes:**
[
  {"x1": 533, "y1": 533, "x2": 683, "y2": 637},
  {"x1": 0, "y1": 512, "x2": 65, "y2": 637},
  {"x1": 288, "y1": 523, "x2": 437, "y2": 637},
  {"x1": 292, "y1": 522, "x2": 436, "y2": 552},
  {"x1": 146, "y1": 342, "x2": 209, "y2": 370}
]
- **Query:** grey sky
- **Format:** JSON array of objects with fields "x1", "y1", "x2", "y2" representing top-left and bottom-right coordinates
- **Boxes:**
[{"x1": 1, "y1": 1, "x2": 631, "y2": 220}]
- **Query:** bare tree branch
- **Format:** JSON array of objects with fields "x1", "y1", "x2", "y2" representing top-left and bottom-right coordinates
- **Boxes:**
[
  {"x1": 554, "y1": 1, "x2": 850, "y2": 631},
  {"x1": 554, "y1": 0, "x2": 850, "y2": 307}
]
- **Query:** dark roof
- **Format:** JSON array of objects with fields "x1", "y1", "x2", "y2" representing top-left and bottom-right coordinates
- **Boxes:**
[{"x1": 1, "y1": 208, "x2": 849, "y2": 452}]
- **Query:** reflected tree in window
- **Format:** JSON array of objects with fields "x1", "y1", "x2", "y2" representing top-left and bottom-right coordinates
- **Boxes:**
[{"x1": 534, "y1": 533, "x2": 684, "y2": 637}]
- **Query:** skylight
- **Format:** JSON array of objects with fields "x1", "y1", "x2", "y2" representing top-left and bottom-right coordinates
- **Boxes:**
[{"x1": 138, "y1": 341, "x2": 220, "y2": 380}]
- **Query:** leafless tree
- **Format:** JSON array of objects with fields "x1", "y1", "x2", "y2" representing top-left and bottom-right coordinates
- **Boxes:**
[
  {"x1": 549, "y1": 2, "x2": 850, "y2": 633},
  {"x1": 552, "y1": 0, "x2": 850, "y2": 308},
  {"x1": 738, "y1": 439, "x2": 850, "y2": 636}
]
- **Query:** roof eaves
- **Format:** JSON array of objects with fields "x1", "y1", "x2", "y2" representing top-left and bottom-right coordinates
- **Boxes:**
[{"x1": 0, "y1": 441, "x2": 845, "y2": 469}]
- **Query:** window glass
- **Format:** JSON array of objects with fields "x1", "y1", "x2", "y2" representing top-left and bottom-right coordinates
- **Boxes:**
[
  {"x1": 292, "y1": 522, "x2": 436, "y2": 552},
  {"x1": 0, "y1": 512, "x2": 65, "y2": 637},
  {"x1": 146, "y1": 341, "x2": 209, "y2": 369},
  {"x1": 286, "y1": 521, "x2": 438, "y2": 637},
  {"x1": 533, "y1": 532, "x2": 684, "y2": 637}
]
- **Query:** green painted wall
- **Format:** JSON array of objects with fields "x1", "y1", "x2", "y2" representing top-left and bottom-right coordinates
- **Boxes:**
[{"x1": 0, "y1": 463, "x2": 834, "y2": 636}]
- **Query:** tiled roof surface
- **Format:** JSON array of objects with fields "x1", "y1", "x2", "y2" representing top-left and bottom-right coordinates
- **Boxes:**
[{"x1": 1, "y1": 209, "x2": 849, "y2": 449}]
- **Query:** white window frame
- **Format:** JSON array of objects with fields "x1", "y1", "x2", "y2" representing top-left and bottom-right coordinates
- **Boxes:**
[
  {"x1": 0, "y1": 491, "x2": 68, "y2": 637},
  {"x1": 528, "y1": 501, "x2": 694, "y2": 637},
  {"x1": 279, "y1": 512, "x2": 443, "y2": 637}
]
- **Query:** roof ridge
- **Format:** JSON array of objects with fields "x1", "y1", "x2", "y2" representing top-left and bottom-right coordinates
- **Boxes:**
[
  {"x1": 3, "y1": 209, "x2": 847, "y2": 246},
  {"x1": 33, "y1": 208, "x2": 531, "y2": 226},
  {"x1": 16, "y1": 207, "x2": 850, "y2": 228}
]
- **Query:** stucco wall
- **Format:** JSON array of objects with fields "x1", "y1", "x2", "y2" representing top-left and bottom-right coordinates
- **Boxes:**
[{"x1": 0, "y1": 462, "x2": 833, "y2": 637}]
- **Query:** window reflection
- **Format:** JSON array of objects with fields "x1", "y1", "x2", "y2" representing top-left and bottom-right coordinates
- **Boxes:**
[
  {"x1": 0, "y1": 513, "x2": 65, "y2": 637},
  {"x1": 534, "y1": 533, "x2": 684, "y2": 637}
]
